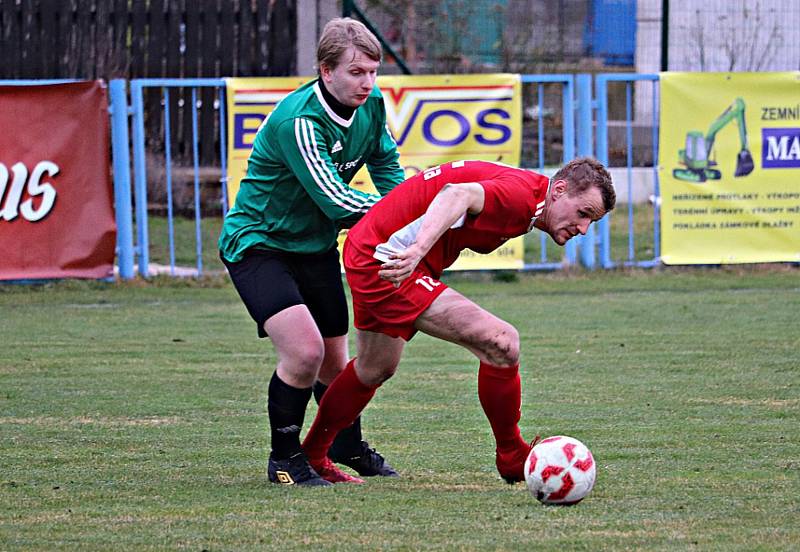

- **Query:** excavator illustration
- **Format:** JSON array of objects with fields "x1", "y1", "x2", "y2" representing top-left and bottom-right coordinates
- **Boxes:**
[{"x1": 673, "y1": 97, "x2": 755, "y2": 182}]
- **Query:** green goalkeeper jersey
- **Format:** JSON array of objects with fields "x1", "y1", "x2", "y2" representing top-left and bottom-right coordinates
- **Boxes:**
[{"x1": 219, "y1": 79, "x2": 404, "y2": 261}]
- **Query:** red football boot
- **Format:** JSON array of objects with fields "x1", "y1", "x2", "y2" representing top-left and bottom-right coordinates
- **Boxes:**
[
  {"x1": 496, "y1": 436, "x2": 540, "y2": 484},
  {"x1": 310, "y1": 457, "x2": 365, "y2": 484}
]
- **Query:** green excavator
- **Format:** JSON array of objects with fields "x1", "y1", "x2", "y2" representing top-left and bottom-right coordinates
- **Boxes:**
[{"x1": 673, "y1": 97, "x2": 755, "y2": 182}]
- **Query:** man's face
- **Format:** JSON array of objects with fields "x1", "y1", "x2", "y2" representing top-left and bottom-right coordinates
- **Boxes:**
[
  {"x1": 542, "y1": 180, "x2": 606, "y2": 245},
  {"x1": 320, "y1": 46, "x2": 380, "y2": 108}
]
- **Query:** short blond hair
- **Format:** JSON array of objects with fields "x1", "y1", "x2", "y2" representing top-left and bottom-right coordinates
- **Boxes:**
[{"x1": 317, "y1": 17, "x2": 382, "y2": 72}]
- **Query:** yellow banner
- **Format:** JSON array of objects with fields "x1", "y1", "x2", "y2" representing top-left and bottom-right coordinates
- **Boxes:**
[
  {"x1": 226, "y1": 74, "x2": 524, "y2": 270},
  {"x1": 659, "y1": 72, "x2": 800, "y2": 264}
]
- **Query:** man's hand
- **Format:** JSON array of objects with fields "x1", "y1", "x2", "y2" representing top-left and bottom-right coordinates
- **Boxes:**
[
  {"x1": 378, "y1": 243, "x2": 424, "y2": 287},
  {"x1": 376, "y1": 182, "x2": 485, "y2": 288}
]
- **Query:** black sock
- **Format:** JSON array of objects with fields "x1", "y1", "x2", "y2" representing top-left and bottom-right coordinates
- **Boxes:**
[
  {"x1": 312, "y1": 380, "x2": 328, "y2": 405},
  {"x1": 313, "y1": 380, "x2": 363, "y2": 457},
  {"x1": 268, "y1": 372, "x2": 312, "y2": 460}
]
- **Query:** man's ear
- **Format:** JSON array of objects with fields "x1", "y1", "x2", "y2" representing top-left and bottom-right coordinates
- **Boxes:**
[
  {"x1": 319, "y1": 63, "x2": 332, "y2": 82},
  {"x1": 551, "y1": 179, "x2": 568, "y2": 199}
]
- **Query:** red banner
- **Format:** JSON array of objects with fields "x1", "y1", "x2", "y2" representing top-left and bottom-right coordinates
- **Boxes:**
[{"x1": 0, "y1": 81, "x2": 116, "y2": 280}]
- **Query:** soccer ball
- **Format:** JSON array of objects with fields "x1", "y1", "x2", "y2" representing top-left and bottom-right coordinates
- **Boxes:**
[{"x1": 523, "y1": 435, "x2": 596, "y2": 505}]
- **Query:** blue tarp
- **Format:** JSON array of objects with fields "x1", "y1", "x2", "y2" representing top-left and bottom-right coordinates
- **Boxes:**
[{"x1": 584, "y1": 0, "x2": 636, "y2": 66}]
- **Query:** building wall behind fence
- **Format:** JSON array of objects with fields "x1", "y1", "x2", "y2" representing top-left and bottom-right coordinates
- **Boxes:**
[
  {"x1": 635, "y1": 0, "x2": 800, "y2": 122},
  {"x1": 667, "y1": 0, "x2": 800, "y2": 73},
  {"x1": 331, "y1": 0, "x2": 635, "y2": 75}
]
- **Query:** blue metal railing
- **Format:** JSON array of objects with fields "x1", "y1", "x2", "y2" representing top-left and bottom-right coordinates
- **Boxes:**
[
  {"x1": 520, "y1": 74, "x2": 576, "y2": 270},
  {"x1": 595, "y1": 73, "x2": 661, "y2": 268},
  {"x1": 119, "y1": 73, "x2": 660, "y2": 278},
  {"x1": 518, "y1": 73, "x2": 617, "y2": 271},
  {"x1": 130, "y1": 75, "x2": 585, "y2": 277},
  {"x1": 575, "y1": 73, "x2": 597, "y2": 269},
  {"x1": 129, "y1": 78, "x2": 228, "y2": 278}
]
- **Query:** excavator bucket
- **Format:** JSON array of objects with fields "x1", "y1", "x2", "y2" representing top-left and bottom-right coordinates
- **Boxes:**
[{"x1": 735, "y1": 149, "x2": 755, "y2": 177}]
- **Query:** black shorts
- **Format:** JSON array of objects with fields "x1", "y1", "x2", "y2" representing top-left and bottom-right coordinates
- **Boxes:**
[{"x1": 221, "y1": 247, "x2": 348, "y2": 338}]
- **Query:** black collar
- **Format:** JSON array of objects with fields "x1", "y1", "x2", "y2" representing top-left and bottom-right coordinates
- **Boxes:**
[{"x1": 317, "y1": 77, "x2": 357, "y2": 120}]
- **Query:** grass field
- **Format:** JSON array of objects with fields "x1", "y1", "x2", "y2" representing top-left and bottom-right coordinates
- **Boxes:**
[{"x1": 1, "y1": 268, "x2": 799, "y2": 550}]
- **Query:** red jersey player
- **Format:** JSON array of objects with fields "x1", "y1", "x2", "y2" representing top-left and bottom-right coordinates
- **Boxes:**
[{"x1": 302, "y1": 157, "x2": 616, "y2": 484}]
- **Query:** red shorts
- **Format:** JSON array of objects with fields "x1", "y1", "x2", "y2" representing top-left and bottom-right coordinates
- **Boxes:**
[{"x1": 343, "y1": 239, "x2": 448, "y2": 341}]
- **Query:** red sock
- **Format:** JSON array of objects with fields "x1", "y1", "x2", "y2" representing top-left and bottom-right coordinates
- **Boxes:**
[
  {"x1": 302, "y1": 358, "x2": 379, "y2": 462},
  {"x1": 478, "y1": 362, "x2": 526, "y2": 452}
]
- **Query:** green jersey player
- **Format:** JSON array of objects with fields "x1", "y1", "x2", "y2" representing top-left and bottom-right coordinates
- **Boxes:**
[{"x1": 219, "y1": 17, "x2": 404, "y2": 486}]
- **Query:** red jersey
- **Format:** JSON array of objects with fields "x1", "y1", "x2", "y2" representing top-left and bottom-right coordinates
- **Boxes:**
[{"x1": 346, "y1": 160, "x2": 549, "y2": 278}]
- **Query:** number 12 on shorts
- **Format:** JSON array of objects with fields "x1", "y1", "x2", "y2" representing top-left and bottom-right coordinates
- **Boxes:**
[{"x1": 415, "y1": 275, "x2": 441, "y2": 292}]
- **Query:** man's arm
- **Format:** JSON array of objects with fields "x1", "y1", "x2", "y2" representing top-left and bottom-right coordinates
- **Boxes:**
[
  {"x1": 366, "y1": 123, "x2": 405, "y2": 196},
  {"x1": 378, "y1": 182, "x2": 485, "y2": 286},
  {"x1": 276, "y1": 117, "x2": 381, "y2": 223}
]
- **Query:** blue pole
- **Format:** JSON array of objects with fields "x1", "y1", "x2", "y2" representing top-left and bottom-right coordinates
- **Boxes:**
[
  {"x1": 536, "y1": 83, "x2": 547, "y2": 264},
  {"x1": 163, "y1": 89, "x2": 176, "y2": 276},
  {"x1": 575, "y1": 74, "x2": 595, "y2": 269},
  {"x1": 109, "y1": 80, "x2": 135, "y2": 280},
  {"x1": 561, "y1": 77, "x2": 575, "y2": 161},
  {"x1": 652, "y1": 81, "x2": 661, "y2": 261},
  {"x1": 562, "y1": 76, "x2": 577, "y2": 266},
  {"x1": 218, "y1": 85, "x2": 229, "y2": 216},
  {"x1": 537, "y1": 84, "x2": 545, "y2": 167},
  {"x1": 191, "y1": 88, "x2": 203, "y2": 276},
  {"x1": 130, "y1": 81, "x2": 150, "y2": 277},
  {"x1": 626, "y1": 82, "x2": 635, "y2": 263},
  {"x1": 595, "y1": 75, "x2": 613, "y2": 268},
  {"x1": 576, "y1": 75, "x2": 593, "y2": 156}
]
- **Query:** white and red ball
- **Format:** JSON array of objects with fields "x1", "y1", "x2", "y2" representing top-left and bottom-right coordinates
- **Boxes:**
[{"x1": 523, "y1": 435, "x2": 596, "y2": 505}]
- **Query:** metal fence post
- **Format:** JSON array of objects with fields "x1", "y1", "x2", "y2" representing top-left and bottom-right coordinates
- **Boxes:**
[
  {"x1": 561, "y1": 76, "x2": 577, "y2": 266},
  {"x1": 130, "y1": 81, "x2": 150, "y2": 277},
  {"x1": 109, "y1": 79, "x2": 135, "y2": 280},
  {"x1": 575, "y1": 74, "x2": 596, "y2": 269},
  {"x1": 595, "y1": 75, "x2": 613, "y2": 268}
]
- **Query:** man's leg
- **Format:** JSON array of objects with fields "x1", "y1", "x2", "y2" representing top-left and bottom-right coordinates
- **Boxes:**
[
  {"x1": 302, "y1": 330, "x2": 405, "y2": 475},
  {"x1": 223, "y1": 251, "x2": 332, "y2": 486},
  {"x1": 314, "y1": 335, "x2": 359, "y2": 453},
  {"x1": 299, "y1": 245, "x2": 398, "y2": 478},
  {"x1": 314, "y1": 335, "x2": 364, "y2": 465},
  {"x1": 414, "y1": 288, "x2": 531, "y2": 483},
  {"x1": 313, "y1": 335, "x2": 399, "y2": 477},
  {"x1": 264, "y1": 305, "x2": 330, "y2": 486}
]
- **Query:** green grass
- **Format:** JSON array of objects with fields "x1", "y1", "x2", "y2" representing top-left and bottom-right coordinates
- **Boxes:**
[
  {"x1": 146, "y1": 215, "x2": 225, "y2": 273},
  {"x1": 1, "y1": 269, "x2": 799, "y2": 550},
  {"x1": 607, "y1": 202, "x2": 657, "y2": 263}
]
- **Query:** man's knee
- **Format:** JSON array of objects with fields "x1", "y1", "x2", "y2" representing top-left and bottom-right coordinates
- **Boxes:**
[
  {"x1": 482, "y1": 322, "x2": 520, "y2": 367},
  {"x1": 355, "y1": 357, "x2": 398, "y2": 386},
  {"x1": 317, "y1": 357, "x2": 346, "y2": 383},
  {"x1": 317, "y1": 338, "x2": 349, "y2": 383},
  {"x1": 284, "y1": 340, "x2": 326, "y2": 375}
]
